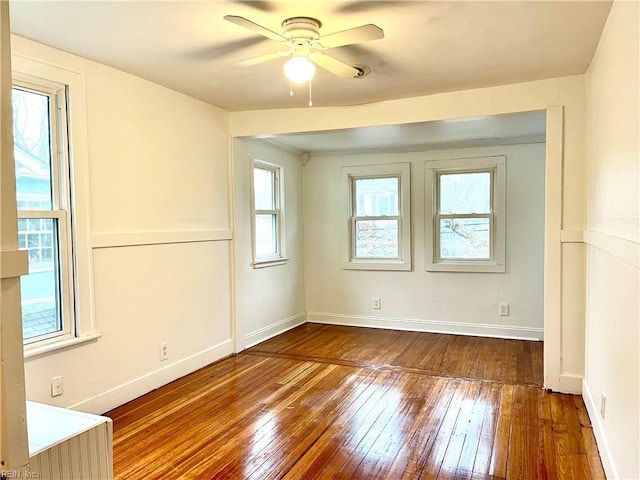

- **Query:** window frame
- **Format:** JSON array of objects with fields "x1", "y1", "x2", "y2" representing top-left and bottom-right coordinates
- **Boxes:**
[
  {"x1": 13, "y1": 76, "x2": 76, "y2": 346},
  {"x1": 12, "y1": 58, "x2": 98, "y2": 358},
  {"x1": 342, "y1": 163, "x2": 412, "y2": 271},
  {"x1": 350, "y1": 176, "x2": 401, "y2": 260},
  {"x1": 425, "y1": 156, "x2": 506, "y2": 273},
  {"x1": 250, "y1": 160, "x2": 287, "y2": 268}
]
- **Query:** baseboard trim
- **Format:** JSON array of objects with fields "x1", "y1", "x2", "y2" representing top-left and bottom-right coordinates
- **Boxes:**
[
  {"x1": 68, "y1": 339, "x2": 234, "y2": 415},
  {"x1": 244, "y1": 313, "x2": 306, "y2": 349},
  {"x1": 582, "y1": 379, "x2": 619, "y2": 479},
  {"x1": 307, "y1": 312, "x2": 543, "y2": 341}
]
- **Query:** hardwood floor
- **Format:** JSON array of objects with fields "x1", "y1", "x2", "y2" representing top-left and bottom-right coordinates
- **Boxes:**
[
  {"x1": 248, "y1": 324, "x2": 543, "y2": 386},
  {"x1": 107, "y1": 324, "x2": 604, "y2": 479}
]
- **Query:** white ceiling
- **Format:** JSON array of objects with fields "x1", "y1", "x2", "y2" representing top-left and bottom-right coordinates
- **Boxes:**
[
  {"x1": 252, "y1": 110, "x2": 546, "y2": 154},
  {"x1": 9, "y1": 1, "x2": 611, "y2": 112}
]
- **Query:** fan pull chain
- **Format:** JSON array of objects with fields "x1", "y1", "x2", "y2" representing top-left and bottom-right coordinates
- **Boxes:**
[
  {"x1": 289, "y1": 80, "x2": 293, "y2": 97},
  {"x1": 308, "y1": 79, "x2": 313, "y2": 107}
]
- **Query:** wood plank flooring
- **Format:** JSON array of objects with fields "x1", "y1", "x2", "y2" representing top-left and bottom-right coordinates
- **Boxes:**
[
  {"x1": 248, "y1": 324, "x2": 543, "y2": 386},
  {"x1": 107, "y1": 324, "x2": 604, "y2": 479}
]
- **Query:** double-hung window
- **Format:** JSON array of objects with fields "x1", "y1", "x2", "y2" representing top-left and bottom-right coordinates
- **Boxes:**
[
  {"x1": 13, "y1": 76, "x2": 75, "y2": 344},
  {"x1": 425, "y1": 156, "x2": 506, "y2": 272},
  {"x1": 343, "y1": 163, "x2": 411, "y2": 271},
  {"x1": 251, "y1": 161, "x2": 286, "y2": 267}
]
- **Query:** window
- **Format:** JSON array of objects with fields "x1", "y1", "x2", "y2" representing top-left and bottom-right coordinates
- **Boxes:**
[
  {"x1": 13, "y1": 77, "x2": 75, "y2": 344},
  {"x1": 251, "y1": 161, "x2": 286, "y2": 267},
  {"x1": 343, "y1": 163, "x2": 411, "y2": 271},
  {"x1": 425, "y1": 156, "x2": 506, "y2": 272}
]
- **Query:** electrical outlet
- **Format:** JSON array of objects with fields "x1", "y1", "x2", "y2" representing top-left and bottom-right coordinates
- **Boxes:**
[
  {"x1": 159, "y1": 342, "x2": 169, "y2": 361},
  {"x1": 600, "y1": 393, "x2": 606, "y2": 419},
  {"x1": 372, "y1": 297, "x2": 381, "y2": 309},
  {"x1": 499, "y1": 303, "x2": 510, "y2": 316},
  {"x1": 51, "y1": 376, "x2": 63, "y2": 397}
]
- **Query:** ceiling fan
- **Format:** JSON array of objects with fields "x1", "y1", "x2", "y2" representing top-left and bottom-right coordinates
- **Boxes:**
[{"x1": 223, "y1": 15, "x2": 384, "y2": 83}]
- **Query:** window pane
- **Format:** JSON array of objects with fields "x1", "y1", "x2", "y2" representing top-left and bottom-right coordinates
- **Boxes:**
[
  {"x1": 355, "y1": 219, "x2": 398, "y2": 258},
  {"x1": 439, "y1": 217, "x2": 490, "y2": 259},
  {"x1": 439, "y1": 172, "x2": 491, "y2": 214},
  {"x1": 19, "y1": 218, "x2": 62, "y2": 340},
  {"x1": 255, "y1": 214, "x2": 277, "y2": 258},
  {"x1": 12, "y1": 88, "x2": 53, "y2": 211},
  {"x1": 354, "y1": 177, "x2": 398, "y2": 216},
  {"x1": 254, "y1": 167, "x2": 275, "y2": 210}
]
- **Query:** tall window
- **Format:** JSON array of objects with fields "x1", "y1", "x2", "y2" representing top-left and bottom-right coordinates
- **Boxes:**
[
  {"x1": 343, "y1": 163, "x2": 411, "y2": 271},
  {"x1": 436, "y1": 171, "x2": 492, "y2": 260},
  {"x1": 252, "y1": 161, "x2": 285, "y2": 267},
  {"x1": 13, "y1": 77, "x2": 75, "y2": 343},
  {"x1": 425, "y1": 156, "x2": 506, "y2": 272},
  {"x1": 352, "y1": 176, "x2": 400, "y2": 259}
]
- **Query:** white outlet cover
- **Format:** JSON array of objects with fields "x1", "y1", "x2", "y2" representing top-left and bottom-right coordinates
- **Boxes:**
[
  {"x1": 159, "y1": 342, "x2": 168, "y2": 361},
  {"x1": 51, "y1": 376, "x2": 63, "y2": 397}
]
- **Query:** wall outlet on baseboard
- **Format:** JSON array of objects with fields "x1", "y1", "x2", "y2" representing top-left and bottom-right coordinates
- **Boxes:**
[
  {"x1": 51, "y1": 376, "x2": 63, "y2": 397},
  {"x1": 372, "y1": 297, "x2": 381, "y2": 309},
  {"x1": 498, "y1": 303, "x2": 510, "y2": 316},
  {"x1": 159, "y1": 342, "x2": 169, "y2": 361},
  {"x1": 600, "y1": 392, "x2": 606, "y2": 419}
]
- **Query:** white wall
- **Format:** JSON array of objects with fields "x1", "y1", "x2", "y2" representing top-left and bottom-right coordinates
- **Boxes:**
[
  {"x1": 583, "y1": 2, "x2": 639, "y2": 478},
  {"x1": 233, "y1": 140, "x2": 305, "y2": 349},
  {"x1": 304, "y1": 143, "x2": 545, "y2": 338},
  {"x1": 12, "y1": 36, "x2": 234, "y2": 414},
  {"x1": 230, "y1": 76, "x2": 587, "y2": 392}
]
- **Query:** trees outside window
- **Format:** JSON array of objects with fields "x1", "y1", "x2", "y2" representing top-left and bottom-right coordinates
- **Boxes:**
[
  {"x1": 343, "y1": 163, "x2": 411, "y2": 271},
  {"x1": 425, "y1": 156, "x2": 506, "y2": 273}
]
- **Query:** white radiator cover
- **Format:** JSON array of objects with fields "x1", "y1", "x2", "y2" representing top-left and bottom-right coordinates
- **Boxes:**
[{"x1": 27, "y1": 402, "x2": 113, "y2": 480}]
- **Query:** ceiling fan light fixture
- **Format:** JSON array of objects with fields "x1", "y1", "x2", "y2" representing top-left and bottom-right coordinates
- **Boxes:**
[{"x1": 284, "y1": 56, "x2": 316, "y2": 83}]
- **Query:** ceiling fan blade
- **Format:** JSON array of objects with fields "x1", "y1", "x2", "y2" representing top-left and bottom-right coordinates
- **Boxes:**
[
  {"x1": 334, "y1": 1, "x2": 411, "y2": 14},
  {"x1": 318, "y1": 24, "x2": 384, "y2": 49},
  {"x1": 229, "y1": 1, "x2": 275, "y2": 12},
  {"x1": 310, "y1": 53, "x2": 360, "y2": 79},
  {"x1": 190, "y1": 37, "x2": 266, "y2": 60},
  {"x1": 238, "y1": 51, "x2": 289, "y2": 67},
  {"x1": 224, "y1": 15, "x2": 286, "y2": 42}
]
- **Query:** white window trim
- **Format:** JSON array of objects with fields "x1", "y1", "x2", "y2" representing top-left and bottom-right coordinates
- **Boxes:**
[
  {"x1": 13, "y1": 56, "x2": 97, "y2": 356},
  {"x1": 342, "y1": 163, "x2": 411, "y2": 271},
  {"x1": 14, "y1": 76, "x2": 76, "y2": 347},
  {"x1": 425, "y1": 156, "x2": 506, "y2": 273},
  {"x1": 250, "y1": 160, "x2": 288, "y2": 268}
]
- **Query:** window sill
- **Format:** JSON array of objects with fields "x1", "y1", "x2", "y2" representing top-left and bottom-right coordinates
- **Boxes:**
[
  {"x1": 343, "y1": 260, "x2": 412, "y2": 271},
  {"x1": 426, "y1": 262, "x2": 506, "y2": 273},
  {"x1": 24, "y1": 333, "x2": 102, "y2": 359},
  {"x1": 252, "y1": 257, "x2": 289, "y2": 269}
]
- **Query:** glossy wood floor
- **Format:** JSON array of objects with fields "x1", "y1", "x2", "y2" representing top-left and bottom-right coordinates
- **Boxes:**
[
  {"x1": 249, "y1": 324, "x2": 543, "y2": 386},
  {"x1": 107, "y1": 324, "x2": 604, "y2": 480}
]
